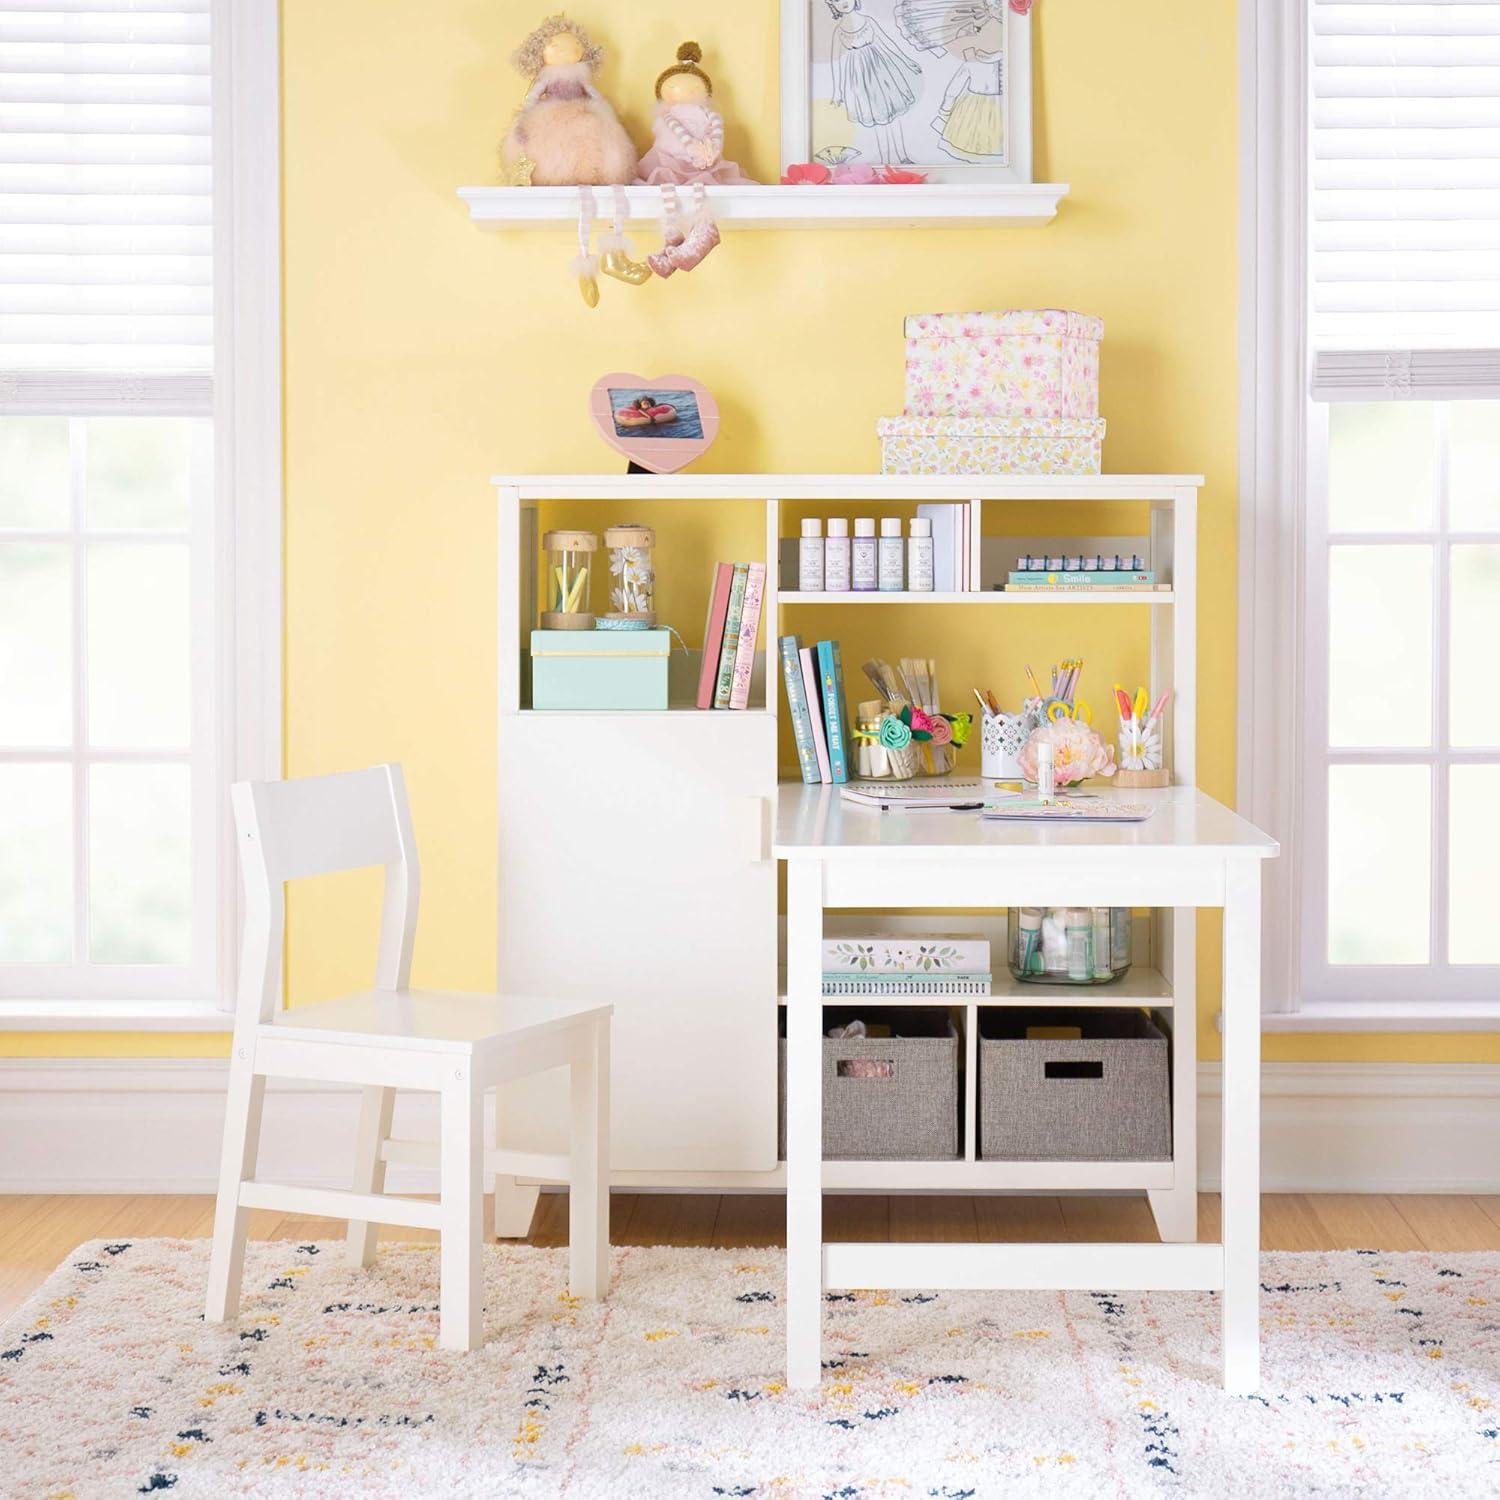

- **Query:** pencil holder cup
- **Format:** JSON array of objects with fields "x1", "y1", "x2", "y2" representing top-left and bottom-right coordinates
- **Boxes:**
[
  {"x1": 1115, "y1": 723, "x2": 1170, "y2": 788},
  {"x1": 1008, "y1": 905, "x2": 1133, "y2": 985},
  {"x1": 603, "y1": 524, "x2": 655, "y2": 625},
  {"x1": 541, "y1": 529, "x2": 598, "y2": 631},
  {"x1": 982, "y1": 708, "x2": 1040, "y2": 781}
]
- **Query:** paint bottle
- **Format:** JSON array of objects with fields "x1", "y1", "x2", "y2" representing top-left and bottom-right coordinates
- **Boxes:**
[
  {"x1": 852, "y1": 518, "x2": 878, "y2": 592},
  {"x1": 1092, "y1": 908, "x2": 1113, "y2": 979},
  {"x1": 1036, "y1": 740, "x2": 1055, "y2": 803},
  {"x1": 878, "y1": 518, "x2": 904, "y2": 591},
  {"x1": 798, "y1": 518, "x2": 824, "y2": 593},
  {"x1": 824, "y1": 518, "x2": 851, "y2": 592},
  {"x1": 1066, "y1": 908, "x2": 1094, "y2": 981},
  {"x1": 908, "y1": 516, "x2": 934, "y2": 591}
]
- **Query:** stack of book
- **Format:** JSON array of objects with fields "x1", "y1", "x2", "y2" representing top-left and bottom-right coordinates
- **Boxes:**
[
  {"x1": 1001, "y1": 567, "x2": 1166, "y2": 594},
  {"x1": 918, "y1": 503, "x2": 971, "y2": 592},
  {"x1": 696, "y1": 562, "x2": 767, "y2": 710},
  {"x1": 779, "y1": 634, "x2": 851, "y2": 784},
  {"x1": 821, "y1": 935, "x2": 992, "y2": 997}
]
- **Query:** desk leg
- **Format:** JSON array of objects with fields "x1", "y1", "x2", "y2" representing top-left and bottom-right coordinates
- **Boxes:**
[
  {"x1": 1221, "y1": 860, "x2": 1262, "y2": 1393},
  {"x1": 786, "y1": 859, "x2": 823, "y2": 1390}
]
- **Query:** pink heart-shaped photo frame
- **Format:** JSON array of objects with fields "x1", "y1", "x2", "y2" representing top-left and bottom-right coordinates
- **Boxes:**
[{"x1": 589, "y1": 372, "x2": 719, "y2": 475}]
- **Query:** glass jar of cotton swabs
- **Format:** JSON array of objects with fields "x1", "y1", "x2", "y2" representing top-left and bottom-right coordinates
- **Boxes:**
[
  {"x1": 541, "y1": 529, "x2": 598, "y2": 631},
  {"x1": 1008, "y1": 906, "x2": 1133, "y2": 985}
]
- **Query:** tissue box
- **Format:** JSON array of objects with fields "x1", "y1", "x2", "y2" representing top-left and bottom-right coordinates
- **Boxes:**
[
  {"x1": 878, "y1": 415, "x2": 1105, "y2": 476},
  {"x1": 530, "y1": 629, "x2": 669, "y2": 711},
  {"x1": 903, "y1": 310, "x2": 1103, "y2": 420}
]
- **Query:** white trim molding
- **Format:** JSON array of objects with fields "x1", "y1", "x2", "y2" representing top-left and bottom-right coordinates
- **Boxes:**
[
  {"x1": 5, "y1": 1059, "x2": 1500, "y2": 1197},
  {"x1": 1238, "y1": 0, "x2": 1309, "y2": 1022}
]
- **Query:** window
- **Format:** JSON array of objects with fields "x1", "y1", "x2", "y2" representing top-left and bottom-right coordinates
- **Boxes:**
[
  {"x1": 1242, "y1": 0, "x2": 1500, "y2": 1025},
  {"x1": 0, "y1": 3, "x2": 279, "y2": 1021}
]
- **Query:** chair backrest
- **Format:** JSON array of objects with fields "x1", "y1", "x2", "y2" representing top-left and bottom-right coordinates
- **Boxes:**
[{"x1": 231, "y1": 764, "x2": 420, "y2": 1026}]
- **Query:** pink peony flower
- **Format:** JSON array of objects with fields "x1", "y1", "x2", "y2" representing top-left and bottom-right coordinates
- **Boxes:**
[
  {"x1": 1017, "y1": 719, "x2": 1116, "y2": 785},
  {"x1": 831, "y1": 162, "x2": 879, "y2": 184},
  {"x1": 781, "y1": 162, "x2": 830, "y2": 185}
]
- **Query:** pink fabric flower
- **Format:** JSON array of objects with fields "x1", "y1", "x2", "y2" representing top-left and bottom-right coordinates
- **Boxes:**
[
  {"x1": 1010, "y1": 0, "x2": 1033, "y2": 13},
  {"x1": 781, "y1": 162, "x2": 830, "y2": 185},
  {"x1": 1017, "y1": 719, "x2": 1116, "y2": 785},
  {"x1": 831, "y1": 162, "x2": 879, "y2": 184},
  {"x1": 927, "y1": 715, "x2": 954, "y2": 747},
  {"x1": 908, "y1": 707, "x2": 935, "y2": 735},
  {"x1": 879, "y1": 167, "x2": 927, "y2": 184}
]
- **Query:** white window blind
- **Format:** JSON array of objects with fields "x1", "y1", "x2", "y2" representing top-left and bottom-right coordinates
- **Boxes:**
[
  {"x1": 0, "y1": 0, "x2": 212, "y2": 403},
  {"x1": 1311, "y1": 0, "x2": 1500, "y2": 397}
]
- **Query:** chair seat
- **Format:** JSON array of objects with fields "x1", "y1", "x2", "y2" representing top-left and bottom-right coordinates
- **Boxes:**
[{"x1": 263, "y1": 988, "x2": 610, "y2": 1056}]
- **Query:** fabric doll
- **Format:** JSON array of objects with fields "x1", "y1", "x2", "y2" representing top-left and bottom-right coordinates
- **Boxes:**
[
  {"x1": 636, "y1": 42, "x2": 755, "y2": 188},
  {"x1": 502, "y1": 15, "x2": 637, "y2": 186}
]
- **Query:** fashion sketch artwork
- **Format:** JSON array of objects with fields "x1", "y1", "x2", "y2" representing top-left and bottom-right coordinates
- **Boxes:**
[{"x1": 810, "y1": 0, "x2": 1016, "y2": 173}]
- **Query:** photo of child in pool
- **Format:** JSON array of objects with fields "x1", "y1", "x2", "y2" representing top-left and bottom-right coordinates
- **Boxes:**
[{"x1": 610, "y1": 388, "x2": 705, "y2": 440}]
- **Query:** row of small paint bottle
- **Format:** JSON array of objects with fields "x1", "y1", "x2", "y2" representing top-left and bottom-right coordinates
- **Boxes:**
[{"x1": 798, "y1": 517, "x2": 934, "y2": 593}]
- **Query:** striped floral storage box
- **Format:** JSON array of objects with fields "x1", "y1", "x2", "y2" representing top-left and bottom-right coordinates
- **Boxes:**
[
  {"x1": 902, "y1": 310, "x2": 1104, "y2": 420},
  {"x1": 878, "y1": 415, "x2": 1106, "y2": 476}
]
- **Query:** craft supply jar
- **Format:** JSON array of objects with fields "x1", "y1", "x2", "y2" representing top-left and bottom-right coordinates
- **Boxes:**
[
  {"x1": 981, "y1": 707, "x2": 1041, "y2": 780},
  {"x1": 855, "y1": 701, "x2": 890, "y2": 779},
  {"x1": 603, "y1": 524, "x2": 656, "y2": 625},
  {"x1": 1008, "y1": 906, "x2": 1133, "y2": 985},
  {"x1": 541, "y1": 529, "x2": 599, "y2": 631}
]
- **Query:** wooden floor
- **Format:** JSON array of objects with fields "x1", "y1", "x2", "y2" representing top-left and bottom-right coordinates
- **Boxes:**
[{"x1": 4, "y1": 1192, "x2": 1500, "y2": 1322}]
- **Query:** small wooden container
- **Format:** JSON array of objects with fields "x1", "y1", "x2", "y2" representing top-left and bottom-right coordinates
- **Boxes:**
[{"x1": 1113, "y1": 767, "x2": 1171, "y2": 789}]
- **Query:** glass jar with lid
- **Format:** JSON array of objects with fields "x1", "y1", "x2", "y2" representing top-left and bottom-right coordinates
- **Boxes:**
[
  {"x1": 541, "y1": 529, "x2": 598, "y2": 630},
  {"x1": 603, "y1": 524, "x2": 656, "y2": 625}
]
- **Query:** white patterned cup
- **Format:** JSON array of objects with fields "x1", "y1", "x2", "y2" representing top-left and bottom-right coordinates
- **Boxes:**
[{"x1": 982, "y1": 709, "x2": 1040, "y2": 780}]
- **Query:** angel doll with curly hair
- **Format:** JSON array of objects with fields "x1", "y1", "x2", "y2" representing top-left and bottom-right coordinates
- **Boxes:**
[{"x1": 502, "y1": 14, "x2": 637, "y2": 185}]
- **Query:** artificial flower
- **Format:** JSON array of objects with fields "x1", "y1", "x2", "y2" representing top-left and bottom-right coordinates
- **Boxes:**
[
  {"x1": 1017, "y1": 718, "x2": 1116, "y2": 785},
  {"x1": 1010, "y1": 0, "x2": 1034, "y2": 14},
  {"x1": 830, "y1": 162, "x2": 879, "y2": 185},
  {"x1": 908, "y1": 707, "x2": 935, "y2": 737},
  {"x1": 879, "y1": 167, "x2": 927, "y2": 184},
  {"x1": 926, "y1": 714, "x2": 954, "y2": 748},
  {"x1": 946, "y1": 712, "x2": 972, "y2": 748},
  {"x1": 781, "y1": 162, "x2": 830, "y2": 185},
  {"x1": 878, "y1": 714, "x2": 912, "y2": 750}
]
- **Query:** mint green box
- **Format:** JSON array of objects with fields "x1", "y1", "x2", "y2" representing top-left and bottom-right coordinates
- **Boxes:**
[{"x1": 530, "y1": 629, "x2": 670, "y2": 711}]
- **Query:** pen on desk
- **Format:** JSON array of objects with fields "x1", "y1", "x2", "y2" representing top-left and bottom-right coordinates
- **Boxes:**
[{"x1": 900, "y1": 801, "x2": 984, "y2": 812}]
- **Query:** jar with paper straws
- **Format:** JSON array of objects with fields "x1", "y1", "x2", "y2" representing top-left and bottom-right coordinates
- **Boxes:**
[{"x1": 541, "y1": 529, "x2": 598, "y2": 631}]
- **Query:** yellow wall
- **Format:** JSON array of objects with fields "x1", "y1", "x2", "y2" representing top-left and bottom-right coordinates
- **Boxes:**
[{"x1": 6, "y1": 0, "x2": 1492, "y2": 1064}]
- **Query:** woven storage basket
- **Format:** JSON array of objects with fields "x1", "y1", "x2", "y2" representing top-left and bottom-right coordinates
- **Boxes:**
[
  {"x1": 778, "y1": 1007, "x2": 960, "y2": 1161},
  {"x1": 979, "y1": 1007, "x2": 1169, "y2": 1161}
]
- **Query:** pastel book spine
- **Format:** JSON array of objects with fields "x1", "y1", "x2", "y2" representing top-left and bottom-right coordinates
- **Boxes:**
[
  {"x1": 780, "y1": 635, "x2": 821, "y2": 784},
  {"x1": 729, "y1": 562, "x2": 766, "y2": 710},
  {"x1": 799, "y1": 646, "x2": 832, "y2": 783},
  {"x1": 713, "y1": 563, "x2": 749, "y2": 709},
  {"x1": 817, "y1": 638, "x2": 850, "y2": 784},
  {"x1": 696, "y1": 562, "x2": 735, "y2": 709}
]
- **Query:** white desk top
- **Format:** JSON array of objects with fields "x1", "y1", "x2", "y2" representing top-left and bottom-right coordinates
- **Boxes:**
[{"x1": 773, "y1": 785, "x2": 1277, "y2": 862}]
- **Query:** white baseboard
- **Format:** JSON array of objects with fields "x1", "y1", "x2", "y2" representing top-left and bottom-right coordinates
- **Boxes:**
[{"x1": 3, "y1": 1058, "x2": 1498, "y2": 1196}]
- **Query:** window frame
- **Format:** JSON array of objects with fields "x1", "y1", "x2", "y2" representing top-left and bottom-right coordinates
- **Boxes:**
[
  {"x1": 0, "y1": 0, "x2": 281, "y2": 1029},
  {"x1": 1239, "y1": 0, "x2": 1500, "y2": 1030}
]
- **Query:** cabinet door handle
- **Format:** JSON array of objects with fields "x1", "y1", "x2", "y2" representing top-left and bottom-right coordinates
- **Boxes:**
[{"x1": 745, "y1": 796, "x2": 770, "y2": 863}]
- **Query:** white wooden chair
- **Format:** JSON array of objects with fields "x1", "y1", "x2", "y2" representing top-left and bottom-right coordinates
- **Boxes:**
[{"x1": 204, "y1": 763, "x2": 611, "y2": 1351}]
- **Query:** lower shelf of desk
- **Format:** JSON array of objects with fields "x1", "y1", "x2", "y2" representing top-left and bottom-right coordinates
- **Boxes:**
[{"x1": 824, "y1": 1240, "x2": 1220, "y2": 1292}]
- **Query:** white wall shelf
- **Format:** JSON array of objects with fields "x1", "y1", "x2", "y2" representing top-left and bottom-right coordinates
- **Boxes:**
[{"x1": 460, "y1": 182, "x2": 1068, "y2": 232}]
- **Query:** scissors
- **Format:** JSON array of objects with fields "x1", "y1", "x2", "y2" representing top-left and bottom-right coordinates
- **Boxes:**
[{"x1": 1043, "y1": 696, "x2": 1092, "y2": 725}]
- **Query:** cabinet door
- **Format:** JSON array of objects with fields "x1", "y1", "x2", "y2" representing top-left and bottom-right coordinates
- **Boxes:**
[{"x1": 497, "y1": 712, "x2": 777, "y2": 1172}]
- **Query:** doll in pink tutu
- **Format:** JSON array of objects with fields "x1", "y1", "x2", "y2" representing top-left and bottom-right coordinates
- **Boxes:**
[{"x1": 637, "y1": 42, "x2": 754, "y2": 188}]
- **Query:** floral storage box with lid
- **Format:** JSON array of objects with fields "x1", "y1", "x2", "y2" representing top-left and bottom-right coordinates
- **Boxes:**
[{"x1": 902, "y1": 310, "x2": 1103, "y2": 420}]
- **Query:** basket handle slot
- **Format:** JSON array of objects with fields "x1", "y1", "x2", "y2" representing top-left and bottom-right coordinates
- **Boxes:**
[
  {"x1": 1044, "y1": 1059, "x2": 1103, "y2": 1080},
  {"x1": 836, "y1": 1060, "x2": 894, "y2": 1080}
]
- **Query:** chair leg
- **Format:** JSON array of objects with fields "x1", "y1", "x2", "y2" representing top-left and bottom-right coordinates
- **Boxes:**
[
  {"x1": 491, "y1": 1084, "x2": 541, "y2": 1240},
  {"x1": 205, "y1": 1049, "x2": 266, "y2": 1323},
  {"x1": 346, "y1": 1085, "x2": 396, "y2": 1268},
  {"x1": 439, "y1": 1073, "x2": 484, "y2": 1351},
  {"x1": 569, "y1": 1017, "x2": 610, "y2": 1301}
]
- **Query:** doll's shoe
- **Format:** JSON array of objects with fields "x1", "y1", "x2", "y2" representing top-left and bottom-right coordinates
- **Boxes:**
[
  {"x1": 649, "y1": 226, "x2": 686, "y2": 279},
  {"x1": 667, "y1": 216, "x2": 721, "y2": 273},
  {"x1": 600, "y1": 245, "x2": 652, "y2": 286}
]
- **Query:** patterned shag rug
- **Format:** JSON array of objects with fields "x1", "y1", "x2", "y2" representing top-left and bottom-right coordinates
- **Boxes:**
[{"x1": 3, "y1": 1240, "x2": 1500, "y2": 1498}]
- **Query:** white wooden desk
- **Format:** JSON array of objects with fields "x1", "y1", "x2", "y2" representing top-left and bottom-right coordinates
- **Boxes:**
[{"x1": 773, "y1": 783, "x2": 1278, "y2": 1393}]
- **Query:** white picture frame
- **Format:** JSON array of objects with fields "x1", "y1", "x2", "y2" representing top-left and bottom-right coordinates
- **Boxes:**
[{"x1": 780, "y1": 0, "x2": 1032, "y2": 184}]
